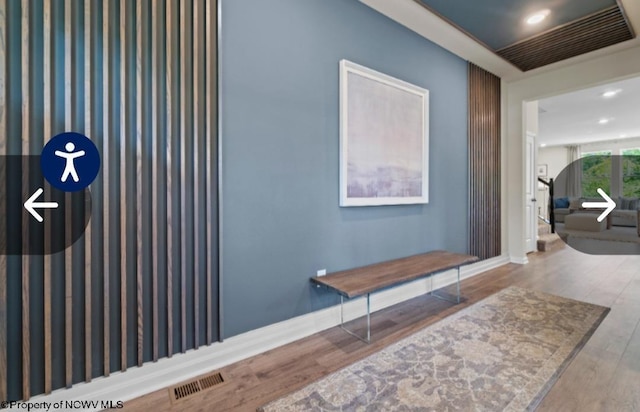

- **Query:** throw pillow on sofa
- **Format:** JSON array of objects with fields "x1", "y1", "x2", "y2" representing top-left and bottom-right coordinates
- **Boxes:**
[
  {"x1": 569, "y1": 198, "x2": 583, "y2": 209},
  {"x1": 619, "y1": 197, "x2": 640, "y2": 210},
  {"x1": 615, "y1": 196, "x2": 624, "y2": 209},
  {"x1": 554, "y1": 197, "x2": 569, "y2": 208}
]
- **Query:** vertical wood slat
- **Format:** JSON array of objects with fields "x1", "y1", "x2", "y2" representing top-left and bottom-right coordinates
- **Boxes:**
[
  {"x1": 0, "y1": 0, "x2": 7, "y2": 402},
  {"x1": 21, "y1": 0, "x2": 31, "y2": 399},
  {"x1": 215, "y1": 0, "x2": 222, "y2": 343},
  {"x1": 469, "y1": 66, "x2": 482, "y2": 253},
  {"x1": 102, "y1": 0, "x2": 111, "y2": 378},
  {"x1": 483, "y1": 68, "x2": 487, "y2": 258},
  {"x1": 470, "y1": 64, "x2": 475, "y2": 257},
  {"x1": 180, "y1": 0, "x2": 187, "y2": 354},
  {"x1": 468, "y1": 63, "x2": 501, "y2": 260},
  {"x1": 64, "y1": 0, "x2": 73, "y2": 389},
  {"x1": 490, "y1": 72, "x2": 498, "y2": 256},
  {"x1": 494, "y1": 75, "x2": 500, "y2": 255},
  {"x1": 136, "y1": 0, "x2": 144, "y2": 367},
  {"x1": 467, "y1": 64, "x2": 478, "y2": 253},
  {"x1": 485, "y1": 69, "x2": 489, "y2": 258},
  {"x1": 166, "y1": 0, "x2": 174, "y2": 358},
  {"x1": 479, "y1": 68, "x2": 483, "y2": 258},
  {"x1": 205, "y1": 0, "x2": 213, "y2": 345},
  {"x1": 491, "y1": 73, "x2": 502, "y2": 253},
  {"x1": 119, "y1": 0, "x2": 128, "y2": 372},
  {"x1": 193, "y1": 0, "x2": 201, "y2": 350},
  {"x1": 485, "y1": 68, "x2": 488, "y2": 258},
  {"x1": 484, "y1": 69, "x2": 489, "y2": 258},
  {"x1": 84, "y1": 0, "x2": 92, "y2": 383},
  {"x1": 42, "y1": 0, "x2": 53, "y2": 394},
  {"x1": 481, "y1": 68, "x2": 484, "y2": 255},
  {"x1": 151, "y1": 0, "x2": 159, "y2": 362},
  {"x1": 469, "y1": 64, "x2": 476, "y2": 258}
]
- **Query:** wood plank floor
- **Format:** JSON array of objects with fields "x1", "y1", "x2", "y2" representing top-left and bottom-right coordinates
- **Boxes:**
[{"x1": 124, "y1": 244, "x2": 640, "y2": 411}]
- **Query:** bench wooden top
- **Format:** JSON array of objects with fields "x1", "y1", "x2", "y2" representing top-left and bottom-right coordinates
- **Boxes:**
[{"x1": 310, "y1": 251, "x2": 479, "y2": 298}]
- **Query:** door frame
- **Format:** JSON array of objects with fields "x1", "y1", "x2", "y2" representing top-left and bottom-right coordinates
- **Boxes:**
[{"x1": 525, "y1": 132, "x2": 538, "y2": 253}]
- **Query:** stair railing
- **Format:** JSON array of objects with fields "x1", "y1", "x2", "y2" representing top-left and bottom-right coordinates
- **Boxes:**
[{"x1": 537, "y1": 177, "x2": 554, "y2": 233}]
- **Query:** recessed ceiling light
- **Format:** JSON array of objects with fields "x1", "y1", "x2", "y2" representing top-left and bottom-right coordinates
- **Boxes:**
[
  {"x1": 602, "y1": 89, "x2": 622, "y2": 98},
  {"x1": 526, "y1": 10, "x2": 550, "y2": 25},
  {"x1": 598, "y1": 118, "x2": 610, "y2": 125},
  {"x1": 540, "y1": 143, "x2": 547, "y2": 147},
  {"x1": 620, "y1": 134, "x2": 628, "y2": 138}
]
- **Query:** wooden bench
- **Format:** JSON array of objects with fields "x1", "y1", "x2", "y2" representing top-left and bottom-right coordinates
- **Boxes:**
[{"x1": 310, "y1": 251, "x2": 479, "y2": 343}]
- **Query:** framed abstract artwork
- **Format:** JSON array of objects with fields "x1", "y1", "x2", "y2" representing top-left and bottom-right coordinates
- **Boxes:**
[{"x1": 339, "y1": 60, "x2": 429, "y2": 207}]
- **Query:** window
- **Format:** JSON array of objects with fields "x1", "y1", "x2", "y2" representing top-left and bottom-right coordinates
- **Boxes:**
[
  {"x1": 581, "y1": 151, "x2": 611, "y2": 197},
  {"x1": 622, "y1": 148, "x2": 640, "y2": 198}
]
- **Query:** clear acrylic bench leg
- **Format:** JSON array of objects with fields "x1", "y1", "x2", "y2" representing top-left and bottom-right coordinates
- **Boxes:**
[
  {"x1": 429, "y1": 267, "x2": 461, "y2": 304},
  {"x1": 339, "y1": 293, "x2": 370, "y2": 343}
]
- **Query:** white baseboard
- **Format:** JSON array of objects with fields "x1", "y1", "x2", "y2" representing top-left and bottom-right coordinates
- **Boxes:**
[
  {"x1": 510, "y1": 255, "x2": 529, "y2": 264},
  {"x1": 11, "y1": 254, "x2": 509, "y2": 411}
]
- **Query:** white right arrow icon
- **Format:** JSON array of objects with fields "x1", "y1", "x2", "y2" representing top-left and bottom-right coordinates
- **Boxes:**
[
  {"x1": 581, "y1": 188, "x2": 616, "y2": 222},
  {"x1": 24, "y1": 187, "x2": 59, "y2": 223}
]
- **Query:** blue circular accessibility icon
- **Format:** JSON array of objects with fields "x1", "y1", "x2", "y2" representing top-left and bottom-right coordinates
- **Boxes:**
[{"x1": 41, "y1": 132, "x2": 101, "y2": 192}]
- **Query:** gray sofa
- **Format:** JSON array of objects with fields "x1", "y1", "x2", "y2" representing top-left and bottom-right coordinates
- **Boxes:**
[{"x1": 554, "y1": 197, "x2": 639, "y2": 227}]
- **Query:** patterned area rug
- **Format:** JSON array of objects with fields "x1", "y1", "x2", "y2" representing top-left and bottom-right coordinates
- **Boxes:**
[{"x1": 258, "y1": 286, "x2": 609, "y2": 411}]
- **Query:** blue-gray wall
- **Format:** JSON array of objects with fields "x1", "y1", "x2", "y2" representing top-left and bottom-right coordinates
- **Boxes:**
[{"x1": 221, "y1": 0, "x2": 469, "y2": 338}]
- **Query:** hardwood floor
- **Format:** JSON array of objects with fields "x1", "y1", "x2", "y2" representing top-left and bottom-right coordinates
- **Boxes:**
[{"x1": 124, "y1": 245, "x2": 640, "y2": 411}]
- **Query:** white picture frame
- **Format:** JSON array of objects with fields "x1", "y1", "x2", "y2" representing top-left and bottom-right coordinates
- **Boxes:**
[
  {"x1": 537, "y1": 164, "x2": 548, "y2": 178},
  {"x1": 339, "y1": 60, "x2": 429, "y2": 207}
]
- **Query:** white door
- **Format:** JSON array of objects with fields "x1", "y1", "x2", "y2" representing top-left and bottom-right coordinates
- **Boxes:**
[{"x1": 525, "y1": 133, "x2": 537, "y2": 253}]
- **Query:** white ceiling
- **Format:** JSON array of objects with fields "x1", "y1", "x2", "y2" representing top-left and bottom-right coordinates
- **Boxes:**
[{"x1": 538, "y1": 75, "x2": 640, "y2": 146}]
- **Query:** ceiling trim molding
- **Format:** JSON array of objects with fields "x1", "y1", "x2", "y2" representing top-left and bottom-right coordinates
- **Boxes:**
[
  {"x1": 616, "y1": 0, "x2": 636, "y2": 38},
  {"x1": 508, "y1": 45, "x2": 640, "y2": 102}
]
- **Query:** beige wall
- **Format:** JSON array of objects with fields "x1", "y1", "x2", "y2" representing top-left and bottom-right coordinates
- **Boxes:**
[
  {"x1": 539, "y1": 146, "x2": 570, "y2": 180},
  {"x1": 525, "y1": 101, "x2": 539, "y2": 136}
]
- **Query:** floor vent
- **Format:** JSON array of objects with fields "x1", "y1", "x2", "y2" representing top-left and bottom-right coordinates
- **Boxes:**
[
  {"x1": 170, "y1": 372, "x2": 225, "y2": 403},
  {"x1": 200, "y1": 372, "x2": 225, "y2": 389}
]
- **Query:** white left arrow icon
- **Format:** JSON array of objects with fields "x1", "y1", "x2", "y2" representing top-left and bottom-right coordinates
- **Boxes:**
[
  {"x1": 24, "y1": 188, "x2": 59, "y2": 223},
  {"x1": 581, "y1": 188, "x2": 616, "y2": 222}
]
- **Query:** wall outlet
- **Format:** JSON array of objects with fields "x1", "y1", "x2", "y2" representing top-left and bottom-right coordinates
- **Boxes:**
[{"x1": 316, "y1": 269, "x2": 327, "y2": 277}]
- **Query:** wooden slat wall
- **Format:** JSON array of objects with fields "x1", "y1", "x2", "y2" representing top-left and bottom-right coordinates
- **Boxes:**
[
  {"x1": 468, "y1": 63, "x2": 501, "y2": 261},
  {"x1": 496, "y1": 6, "x2": 633, "y2": 72},
  {"x1": 0, "y1": 0, "x2": 219, "y2": 401}
]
